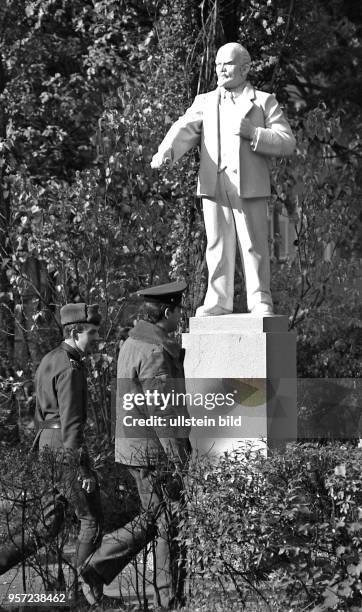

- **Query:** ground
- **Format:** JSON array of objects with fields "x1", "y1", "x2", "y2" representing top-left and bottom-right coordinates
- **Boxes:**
[{"x1": 0, "y1": 545, "x2": 156, "y2": 611}]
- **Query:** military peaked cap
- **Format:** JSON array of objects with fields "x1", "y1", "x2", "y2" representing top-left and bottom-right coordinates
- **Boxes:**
[
  {"x1": 60, "y1": 303, "x2": 101, "y2": 326},
  {"x1": 137, "y1": 281, "x2": 187, "y2": 306}
]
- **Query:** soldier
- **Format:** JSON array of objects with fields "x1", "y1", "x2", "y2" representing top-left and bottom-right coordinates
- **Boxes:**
[
  {"x1": 0, "y1": 303, "x2": 103, "y2": 576},
  {"x1": 80, "y1": 281, "x2": 192, "y2": 610}
]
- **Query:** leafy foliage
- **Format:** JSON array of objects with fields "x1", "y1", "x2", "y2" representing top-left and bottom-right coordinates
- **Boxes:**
[
  {"x1": 0, "y1": 2, "x2": 361, "y2": 610},
  {"x1": 180, "y1": 443, "x2": 362, "y2": 611},
  {"x1": 0, "y1": 440, "x2": 137, "y2": 600},
  {"x1": 0, "y1": 0, "x2": 360, "y2": 376},
  {"x1": 3, "y1": 442, "x2": 362, "y2": 610}
]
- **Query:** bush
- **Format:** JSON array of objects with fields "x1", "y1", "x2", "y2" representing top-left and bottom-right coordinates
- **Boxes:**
[
  {"x1": 297, "y1": 378, "x2": 362, "y2": 443},
  {"x1": 2, "y1": 442, "x2": 362, "y2": 611},
  {"x1": 296, "y1": 293, "x2": 362, "y2": 379},
  {"x1": 180, "y1": 443, "x2": 362, "y2": 611},
  {"x1": 0, "y1": 438, "x2": 135, "y2": 604},
  {"x1": 0, "y1": 446, "x2": 77, "y2": 596}
]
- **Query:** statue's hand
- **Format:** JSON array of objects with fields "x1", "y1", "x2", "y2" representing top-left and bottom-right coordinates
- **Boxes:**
[
  {"x1": 238, "y1": 118, "x2": 257, "y2": 140},
  {"x1": 150, "y1": 149, "x2": 173, "y2": 169}
]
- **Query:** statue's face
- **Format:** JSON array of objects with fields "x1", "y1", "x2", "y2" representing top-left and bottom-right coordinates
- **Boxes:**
[{"x1": 215, "y1": 45, "x2": 249, "y2": 89}]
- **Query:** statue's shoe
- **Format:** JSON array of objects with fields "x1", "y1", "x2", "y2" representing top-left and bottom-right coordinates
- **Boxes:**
[
  {"x1": 250, "y1": 303, "x2": 274, "y2": 315},
  {"x1": 195, "y1": 305, "x2": 232, "y2": 317}
]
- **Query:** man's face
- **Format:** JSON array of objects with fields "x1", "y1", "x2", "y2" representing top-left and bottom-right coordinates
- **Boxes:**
[
  {"x1": 215, "y1": 47, "x2": 248, "y2": 89},
  {"x1": 75, "y1": 324, "x2": 100, "y2": 354}
]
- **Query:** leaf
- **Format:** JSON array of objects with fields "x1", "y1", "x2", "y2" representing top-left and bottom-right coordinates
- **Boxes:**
[
  {"x1": 25, "y1": 4, "x2": 34, "y2": 18},
  {"x1": 322, "y1": 588, "x2": 339, "y2": 609},
  {"x1": 334, "y1": 464, "x2": 346, "y2": 477},
  {"x1": 347, "y1": 560, "x2": 362, "y2": 577}
]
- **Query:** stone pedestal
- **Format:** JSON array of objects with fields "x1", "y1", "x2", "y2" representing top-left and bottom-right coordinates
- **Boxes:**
[{"x1": 182, "y1": 314, "x2": 297, "y2": 457}]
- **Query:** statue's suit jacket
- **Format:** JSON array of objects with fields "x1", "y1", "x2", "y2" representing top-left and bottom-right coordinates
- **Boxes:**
[{"x1": 157, "y1": 82, "x2": 296, "y2": 199}]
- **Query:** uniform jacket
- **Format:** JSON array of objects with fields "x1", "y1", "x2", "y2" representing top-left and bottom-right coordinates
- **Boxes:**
[
  {"x1": 34, "y1": 342, "x2": 90, "y2": 472},
  {"x1": 156, "y1": 82, "x2": 296, "y2": 198},
  {"x1": 115, "y1": 321, "x2": 191, "y2": 466}
]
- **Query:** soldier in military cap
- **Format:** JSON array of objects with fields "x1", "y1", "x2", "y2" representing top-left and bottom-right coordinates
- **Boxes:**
[
  {"x1": 35, "y1": 302, "x2": 103, "y2": 568},
  {"x1": 80, "y1": 281, "x2": 191, "y2": 609},
  {"x1": 0, "y1": 303, "x2": 104, "y2": 578}
]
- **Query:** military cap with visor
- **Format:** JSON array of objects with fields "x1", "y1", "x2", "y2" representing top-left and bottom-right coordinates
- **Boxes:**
[{"x1": 137, "y1": 280, "x2": 187, "y2": 306}]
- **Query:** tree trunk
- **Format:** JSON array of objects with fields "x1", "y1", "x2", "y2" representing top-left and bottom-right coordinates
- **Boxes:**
[
  {"x1": 219, "y1": 0, "x2": 243, "y2": 42},
  {"x1": 17, "y1": 257, "x2": 59, "y2": 367},
  {"x1": 0, "y1": 53, "x2": 14, "y2": 367}
]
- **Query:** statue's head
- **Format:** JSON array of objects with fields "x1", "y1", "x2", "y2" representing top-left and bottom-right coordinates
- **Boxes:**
[{"x1": 215, "y1": 43, "x2": 251, "y2": 90}]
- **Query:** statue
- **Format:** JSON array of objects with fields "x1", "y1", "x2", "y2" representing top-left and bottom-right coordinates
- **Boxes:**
[{"x1": 151, "y1": 43, "x2": 296, "y2": 316}]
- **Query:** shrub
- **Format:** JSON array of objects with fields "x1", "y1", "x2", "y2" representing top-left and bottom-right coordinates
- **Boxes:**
[
  {"x1": 0, "y1": 438, "x2": 134, "y2": 603},
  {"x1": 2, "y1": 442, "x2": 362, "y2": 611},
  {"x1": 180, "y1": 443, "x2": 362, "y2": 611}
]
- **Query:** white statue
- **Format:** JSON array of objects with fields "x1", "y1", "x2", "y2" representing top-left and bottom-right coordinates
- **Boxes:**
[{"x1": 151, "y1": 43, "x2": 296, "y2": 316}]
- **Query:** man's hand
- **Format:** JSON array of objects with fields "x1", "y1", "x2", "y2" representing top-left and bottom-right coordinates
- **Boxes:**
[
  {"x1": 238, "y1": 117, "x2": 257, "y2": 140},
  {"x1": 80, "y1": 474, "x2": 96, "y2": 494},
  {"x1": 150, "y1": 148, "x2": 173, "y2": 169}
]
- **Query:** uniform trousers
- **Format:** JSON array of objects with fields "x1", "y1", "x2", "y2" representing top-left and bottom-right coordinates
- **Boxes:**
[
  {"x1": 0, "y1": 432, "x2": 103, "y2": 575},
  {"x1": 202, "y1": 169, "x2": 273, "y2": 312},
  {"x1": 0, "y1": 488, "x2": 67, "y2": 575},
  {"x1": 39, "y1": 429, "x2": 103, "y2": 568},
  {"x1": 82, "y1": 465, "x2": 185, "y2": 609}
]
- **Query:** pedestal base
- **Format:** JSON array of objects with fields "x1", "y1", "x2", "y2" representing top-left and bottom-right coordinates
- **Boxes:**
[{"x1": 182, "y1": 314, "x2": 297, "y2": 457}]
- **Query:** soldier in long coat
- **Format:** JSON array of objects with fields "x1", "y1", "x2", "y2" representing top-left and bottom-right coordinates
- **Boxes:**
[{"x1": 80, "y1": 282, "x2": 191, "y2": 610}]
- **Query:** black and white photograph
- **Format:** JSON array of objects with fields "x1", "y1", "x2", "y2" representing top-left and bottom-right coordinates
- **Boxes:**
[{"x1": 0, "y1": 1, "x2": 361, "y2": 610}]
